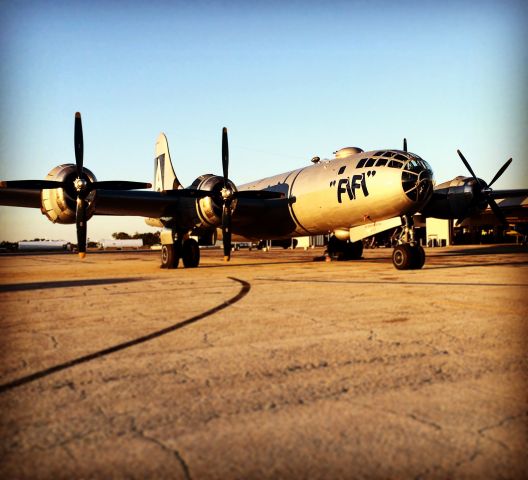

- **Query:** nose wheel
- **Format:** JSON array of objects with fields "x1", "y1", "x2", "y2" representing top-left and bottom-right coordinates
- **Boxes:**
[
  {"x1": 392, "y1": 244, "x2": 425, "y2": 270},
  {"x1": 392, "y1": 215, "x2": 426, "y2": 270}
]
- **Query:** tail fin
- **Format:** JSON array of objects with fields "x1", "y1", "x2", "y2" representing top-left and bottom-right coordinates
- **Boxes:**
[{"x1": 154, "y1": 133, "x2": 182, "y2": 191}]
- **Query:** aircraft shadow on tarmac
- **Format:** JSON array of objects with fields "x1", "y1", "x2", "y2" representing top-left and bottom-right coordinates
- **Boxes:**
[
  {"x1": 0, "y1": 277, "x2": 145, "y2": 293},
  {"x1": 435, "y1": 244, "x2": 527, "y2": 256},
  {"x1": 425, "y1": 260, "x2": 528, "y2": 270}
]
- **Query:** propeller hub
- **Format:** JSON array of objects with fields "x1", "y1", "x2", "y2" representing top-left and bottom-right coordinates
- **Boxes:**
[
  {"x1": 221, "y1": 186, "x2": 233, "y2": 201},
  {"x1": 74, "y1": 177, "x2": 87, "y2": 192}
]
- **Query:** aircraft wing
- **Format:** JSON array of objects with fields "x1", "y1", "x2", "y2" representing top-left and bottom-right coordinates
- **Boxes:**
[
  {"x1": 489, "y1": 188, "x2": 528, "y2": 199},
  {"x1": 0, "y1": 186, "x2": 292, "y2": 235},
  {"x1": 94, "y1": 189, "x2": 187, "y2": 217},
  {"x1": 0, "y1": 188, "x2": 42, "y2": 208},
  {"x1": 0, "y1": 187, "x2": 181, "y2": 218}
]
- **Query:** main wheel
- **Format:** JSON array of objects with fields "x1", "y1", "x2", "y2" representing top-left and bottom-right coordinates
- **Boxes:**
[
  {"x1": 182, "y1": 238, "x2": 200, "y2": 268},
  {"x1": 410, "y1": 245, "x2": 425, "y2": 269},
  {"x1": 327, "y1": 235, "x2": 344, "y2": 260},
  {"x1": 161, "y1": 244, "x2": 179, "y2": 269},
  {"x1": 345, "y1": 240, "x2": 363, "y2": 260},
  {"x1": 392, "y1": 244, "x2": 413, "y2": 270}
]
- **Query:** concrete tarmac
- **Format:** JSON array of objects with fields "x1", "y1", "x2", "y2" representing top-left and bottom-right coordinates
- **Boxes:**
[{"x1": 0, "y1": 244, "x2": 527, "y2": 479}]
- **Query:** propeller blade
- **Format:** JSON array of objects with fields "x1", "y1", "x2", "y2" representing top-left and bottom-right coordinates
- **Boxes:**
[
  {"x1": 487, "y1": 197, "x2": 508, "y2": 225},
  {"x1": 403, "y1": 138, "x2": 407, "y2": 152},
  {"x1": 74, "y1": 112, "x2": 84, "y2": 177},
  {"x1": 0, "y1": 180, "x2": 65, "y2": 189},
  {"x1": 222, "y1": 127, "x2": 229, "y2": 188},
  {"x1": 222, "y1": 202, "x2": 232, "y2": 261},
  {"x1": 91, "y1": 181, "x2": 152, "y2": 191},
  {"x1": 76, "y1": 196, "x2": 88, "y2": 258},
  {"x1": 488, "y1": 158, "x2": 512, "y2": 188},
  {"x1": 457, "y1": 149, "x2": 480, "y2": 184}
]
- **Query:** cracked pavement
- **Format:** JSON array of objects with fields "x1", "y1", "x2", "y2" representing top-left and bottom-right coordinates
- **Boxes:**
[{"x1": 0, "y1": 245, "x2": 527, "y2": 479}]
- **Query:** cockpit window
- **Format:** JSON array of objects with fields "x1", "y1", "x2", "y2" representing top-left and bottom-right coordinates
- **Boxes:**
[
  {"x1": 338, "y1": 166, "x2": 346, "y2": 175},
  {"x1": 405, "y1": 158, "x2": 422, "y2": 173},
  {"x1": 375, "y1": 158, "x2": 388, "y2": 166},
  {"x1": 356, "y1": 158, "x2": 368, "y2": 168},
  {"x1": 388, "y1": 159, "x2": 404, "y2": 168},
  {"x1": 365, "y1": 158, "x2": 376, "y2": 167},
  {"x1": 394, "y1": 153, "x2": 407, "y2": 161}
]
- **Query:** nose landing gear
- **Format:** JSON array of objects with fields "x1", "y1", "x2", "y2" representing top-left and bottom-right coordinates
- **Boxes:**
[{"x1": 392, "y1": 216, "x2": 425, "y2": 270}]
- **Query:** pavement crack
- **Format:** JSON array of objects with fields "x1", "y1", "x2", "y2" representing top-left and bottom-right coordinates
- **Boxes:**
[
  {"x1": 132, "y1": 420, "x2": 191, "y2": 480},
  {"x1": 477, "y1": 411, "x2": 527, "y2": 435},
  {"x1": 407, "y1": 413, "x2": 442, "y2": 431}
]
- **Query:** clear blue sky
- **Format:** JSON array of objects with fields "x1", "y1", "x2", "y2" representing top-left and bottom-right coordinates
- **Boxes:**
[{"x1": 1, "y1": 0, "x2": 526, "y2": 242}]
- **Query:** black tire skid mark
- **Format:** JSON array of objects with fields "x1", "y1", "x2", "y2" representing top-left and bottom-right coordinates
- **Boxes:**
[{"x1": 0, "y1": 277, "x2": 250, "y2": 394}]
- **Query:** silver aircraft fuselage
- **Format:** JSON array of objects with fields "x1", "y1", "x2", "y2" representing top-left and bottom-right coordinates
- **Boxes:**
[{"x1": 238, "y1": 149, "x2": 434, "y2": 238}]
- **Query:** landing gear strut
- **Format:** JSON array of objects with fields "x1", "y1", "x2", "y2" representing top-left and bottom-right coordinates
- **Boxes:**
[
  {"x1": 160, "y1": 230, "x2": 200, "y2": 269},
  {"x1": 392, "y1": 216, "x2": 425, "y2": 270}
]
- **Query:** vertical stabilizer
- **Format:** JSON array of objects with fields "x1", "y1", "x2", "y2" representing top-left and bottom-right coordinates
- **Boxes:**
[{"x1": 154, "y1": 133, "x2": 182, "y2": 191}]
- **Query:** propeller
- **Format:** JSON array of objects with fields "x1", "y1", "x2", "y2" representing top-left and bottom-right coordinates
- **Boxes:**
[
  {"x1": 457, "y1": 149, "x2": 512, "y2": 225},
  {"x1": 216, "y1": 127, "x2": 286, "y2": 261},
  {"x1": 1, "y1": 112, "x2": 151, "y2": 258},
  {"x1": 221, "y1": 127, "x2": 233, "y2": 261}
]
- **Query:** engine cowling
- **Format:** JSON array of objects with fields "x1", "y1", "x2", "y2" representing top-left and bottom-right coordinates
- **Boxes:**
[
  {"x1": 189, "y1": 174, "x2": 237, "y2": 228},
  {"x1": 421, "y1": 176, "x2": 487, "y2": 219},
  {"x1": 41, "y1": 164, "x2": 97, "y2": 224}
]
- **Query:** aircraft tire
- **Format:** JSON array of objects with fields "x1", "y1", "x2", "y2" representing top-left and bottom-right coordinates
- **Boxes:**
[
  {"x1": 392, "y1": 244, "x2": 413, "y2": 270},
  {"x1": 161, "y1": 244, "x2": 179, "y2": 269},
  {"x1": 410, "y1": 245, "x2": 425, "y2": 269},
  {"x1": 345, "y1": 240, "x2": 363, "y2": 260},
  {"x1": 327, "y1": 235, "x2": 343, "y2": 259},
  {"x1": 182, "y1": 238, "x2": 200, "y2": 268}
]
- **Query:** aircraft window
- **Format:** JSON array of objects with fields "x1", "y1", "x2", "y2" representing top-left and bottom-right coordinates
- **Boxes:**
[
  {"x1": 383, "y1": 151, "x2": 395, "y2": 158},
  {"x1": 388, "y1": 159, "x2": 404, "y2": 168},
  {"x1": 394, "y1": 153, "x2": 407, "y2": 161},
  {"x1": 365, "y1": 158, "x2": 376, "y2": 167},
  {"x1": 356, "y1": 158, "x2": 368, "y2": 168},
  {"x1": 405, "y1": 159, "x2": 422, "y2": 173},
  {"x1": 405, "y1": 188, "x2": 417, "y2": 201},
  {"x1": 375, "y1": 158, "x2": 388, "y2": 166},
  {"x1": 373, "y1": 151, "x2": 386, "y2": 157},
  {"x1": 338, "y1": 166, "x2": 346, "y2": 175}
]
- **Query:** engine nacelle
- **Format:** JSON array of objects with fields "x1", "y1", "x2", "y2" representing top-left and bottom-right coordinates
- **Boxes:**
[
  {"x1": 189, "y1": 174, "x2": 237, "y2": 228},
  {"x1": 41, "y1": 164, "x2": 97, "y2": 224},
  {"x1": 421, "y1": 176, "x2": 487, "y2": 219}
]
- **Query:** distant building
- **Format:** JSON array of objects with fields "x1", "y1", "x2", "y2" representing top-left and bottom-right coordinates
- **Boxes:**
[
  {"x1": 18, "y1": 240, "x2": 71, "y2": 251},
  {"x1": 98, "y1": 239, "x2": 143, "y2": 250}
]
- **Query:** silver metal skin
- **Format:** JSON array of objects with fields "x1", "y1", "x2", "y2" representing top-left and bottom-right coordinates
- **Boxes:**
[{"x1": 237, "y1": 149, "x2": 433, "y2": 239}]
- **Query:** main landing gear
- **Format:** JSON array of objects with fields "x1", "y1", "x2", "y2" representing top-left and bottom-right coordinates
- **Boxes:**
[
  {"x1": 326, "y1": 235, "x2": 364, "y2": 260},
  {"x1": 160, "y1": 232, "x2": 200, "y2": 269},
  {"x1": 392, "y1": 216, "x2": 425, "y2": 270}
]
